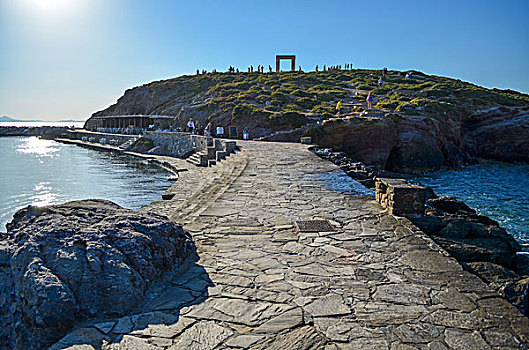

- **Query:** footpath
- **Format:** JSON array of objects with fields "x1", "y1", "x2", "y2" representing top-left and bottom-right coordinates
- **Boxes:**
[{"x1": 52, "y1": 141, "x2": 528, "y2": 349}]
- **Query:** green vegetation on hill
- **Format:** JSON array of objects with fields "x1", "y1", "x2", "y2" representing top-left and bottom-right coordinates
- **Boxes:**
[
  {"x1": 145, "y1": 69, "x2": 528, "y2": 120},
  {"x1": 92, "y1": 68, "x2": 529, "y2": 137}
]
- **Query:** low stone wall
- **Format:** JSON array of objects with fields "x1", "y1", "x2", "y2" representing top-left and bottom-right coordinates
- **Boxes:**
[
  {"x1": 0, "y1": 126, "x2": 71, "y2": 137},
  {"x1": 64, "y1": 130, "x2": 137, "y2": 145},
  {"x1": 375, "y1": 178, "x2": 426, "y2": 215}
]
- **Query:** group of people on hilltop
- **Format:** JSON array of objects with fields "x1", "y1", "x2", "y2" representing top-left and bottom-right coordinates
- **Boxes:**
[
  {"x1": 186, "y1": 118, "x2": 213, "y2": 137},
  {"x1": 315, "y1": 63, "x2": 354, "y2": 72},
  {"x1": 197, "y1": 62, "x2": 364, "y2": 75},
  {"x1": 243, "y1": 65, "x2": 274, "y2": 73}
]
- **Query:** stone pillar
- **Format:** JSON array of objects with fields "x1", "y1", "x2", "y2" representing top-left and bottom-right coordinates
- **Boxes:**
[
  {"x1": 214, "y1": 139, "x2": 223, "y2": 151},
  {"x1": 216, "y1": 151, "x2": 226, "y2": 161},
  {"x1": 375, "y1": 178, "x2": 426, "y2": 216},
  {"x1": 224, "y1": 141, "x2": 237, "y2": 154},
  {"x1": 207, "y1": 146, "x2": 216, "y2": 160}
]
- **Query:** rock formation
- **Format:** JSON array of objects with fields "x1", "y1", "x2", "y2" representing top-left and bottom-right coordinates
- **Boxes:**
[
  {"x1": 407, "y1": 196, "x2": 529, "y2": 315},
  {"x1": 0, "y1": 126, "x2": 70, "y2": 138},
  {"x1": 0, "y1": 199, "x2": 194, "y2": 349},
  {"x1": 84, "y1": 69, "x2": 529, "y2": 173}
]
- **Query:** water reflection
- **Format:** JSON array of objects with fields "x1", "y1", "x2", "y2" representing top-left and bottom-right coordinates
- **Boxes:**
[
  {"x1": 16, "y1": 137, "x2": 60, "y2": 157},
  {"x1": 32, "y1": 182, "x2": 57, "y2": 207},
  {"x1": 1, "y1": 137, "x2": 171, "y2": 231},
  {"x1": 313, "y1": 171, "x2": 374, "y2": 197}
]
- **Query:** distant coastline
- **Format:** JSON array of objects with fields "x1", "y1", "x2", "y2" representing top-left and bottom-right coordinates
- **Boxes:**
[
  {"x1": 0, "y1": 121, "x2": 85, "y2": 128},
  {"x1": 0, "y1": 116, "x2": 85, "y2": 124}
]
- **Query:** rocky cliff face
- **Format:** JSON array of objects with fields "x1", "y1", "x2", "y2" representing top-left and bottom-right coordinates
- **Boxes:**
[
  {"x1": 307, "y1": 105, "x2": 528, "y2": 174},
  {"x1": 86, "y1": 70, "x2": 529, "y2": 173},
  {"x1": 0, "y1": 200, "x2": 194, "y2": 349}
]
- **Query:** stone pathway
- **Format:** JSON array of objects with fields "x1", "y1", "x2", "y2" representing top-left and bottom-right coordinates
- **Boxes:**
[{"x1": 52, "y1": 141, "x2": 529, "y2": 349}]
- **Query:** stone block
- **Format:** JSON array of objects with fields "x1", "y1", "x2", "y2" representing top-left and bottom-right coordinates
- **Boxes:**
[
  {"x1": 214, "y1": 139, "x2": 223, "y2": 151},
  {"x1": 198, "y1": 155, "x2": 209, "y2": 167},
  {"x1": 375, "y1": 178, "x2": 426, "y2": 216},
  {"x1": 207, "y1": 146, "x2": 216, "y2": 160},
  {"x1": 225, "y1": 141, "x2": 237, "y2": 154},
  {"x1": 216, "y1": 151, "x2": 226, "y2": 161},
  {"x1": 162, "y1": 193, "x2": 175, "y2": 200},
  {"x1": 300, "y1": 137, "x2": 312, "y2": 144}
]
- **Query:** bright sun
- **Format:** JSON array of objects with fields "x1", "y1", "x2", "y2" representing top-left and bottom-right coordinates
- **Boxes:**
[{"x1": 24, "y1": 0, "x2": 82, "y2": 16}]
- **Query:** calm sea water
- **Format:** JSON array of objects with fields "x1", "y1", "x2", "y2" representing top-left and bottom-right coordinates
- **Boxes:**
[
  {"x1": 415, "y1": 163, "x2": 529, "y2": 248},
  {"x1": 0, "y1": 136, "x2": 171, "y2": 232},
  {"x1": 0, "y1": 121, "x2": 85, "y2": 128}
]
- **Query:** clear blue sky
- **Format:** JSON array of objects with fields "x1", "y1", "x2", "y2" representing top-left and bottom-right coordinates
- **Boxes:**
[{"x1": 1, "y1": 0, "x2": 528, "y2": 121}]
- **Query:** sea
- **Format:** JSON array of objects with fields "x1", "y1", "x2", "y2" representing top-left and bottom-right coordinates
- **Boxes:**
[
  {"x1": 0, "y1": 131, "x2": 172, "y2": 232},
  {"x1": 415, "y1": 162, "x2": 529, "y2": 249},
  {"x1": 1, "y1": 123, "x2": 528, "y2": 249}
]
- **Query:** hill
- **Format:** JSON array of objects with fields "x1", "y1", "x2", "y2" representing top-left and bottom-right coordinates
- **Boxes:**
[
  {"x1": 87, "y1": 69, "x2": 529, "y2": 173},
  {"x1": 0, "y1": 116, "x2": 20, "y2": 122}
]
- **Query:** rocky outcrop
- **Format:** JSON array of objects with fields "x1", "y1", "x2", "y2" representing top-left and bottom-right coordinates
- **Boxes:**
[
  {"x1": 463, "y1": 111, "x2": 529, "y2": 162},
  {"x1": 84, "y1": 70, "x2": 529, "y2": 173},
  {"x1": 311, "y1": 118, "x2": 398, "y2": 168},
  {"x1": 0, "y1": 199, "x2": 194, "y2": 349},
  {"x1": 407, "y1": 196, "x2": 529, "y2": 315},
  {"x1": 309, "y1": 108, "x2": 528, "y2": 174},
  {"x1": 0, "y1": 126, "x2": 70, "y2": 138}
]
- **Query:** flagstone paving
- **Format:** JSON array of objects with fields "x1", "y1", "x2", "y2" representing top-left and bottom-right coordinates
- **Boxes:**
[{"x1": 52, "y1": 141, "x2": 529, "y2": 349}]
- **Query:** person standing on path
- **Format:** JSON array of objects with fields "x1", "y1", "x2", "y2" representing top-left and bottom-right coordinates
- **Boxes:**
[
  {"x1": 205, "y1": 122, "x2": 212, "y2": 137},
  {"x1": 367, "y1": 92, "x2": 374, "y2": 109},
  {"x1": 187, "y1": 118, "x2": 195, "y2": 133}
]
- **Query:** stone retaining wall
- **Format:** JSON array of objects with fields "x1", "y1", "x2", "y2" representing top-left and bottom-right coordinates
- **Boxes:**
[
  {"x1": 143, "y1": 132, "x2": 194, "y2": 157},
  {"x1": 144, "y1": 132, "x2": 236, "y2": 158}
]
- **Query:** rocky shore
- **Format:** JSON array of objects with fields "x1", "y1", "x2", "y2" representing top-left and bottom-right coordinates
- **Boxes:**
[
  {"x1": 0, "y1": 140, "x2": 526, "y2": 348},
  {"x1": 0, "y1": 126, "x2": 71, "y2": 138},
  {"x1": 409, "y1": 197, "x2": 529, "y2": 316},
  {"x1": 311, "y1": 146, "x2": 529, "y2": 317},
  {"x1": 0, "y1": 199, "x2": 194, "y2": 349}
]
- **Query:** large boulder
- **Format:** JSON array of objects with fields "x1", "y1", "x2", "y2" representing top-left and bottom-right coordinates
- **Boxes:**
[
  {"x1": 311, "y1": 118, "x2": 399, "y2": 167},
  {"x1": 0, "y1": 199, "x2": 194, "y2": 349},
  {"x1": 428, "y1": 196, "x2": 476, "y2": 214}
]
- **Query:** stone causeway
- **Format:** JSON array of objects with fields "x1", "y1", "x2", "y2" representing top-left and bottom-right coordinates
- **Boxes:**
[{"x1": 51, "y1": 141, "x2": 529, "y2": 349}]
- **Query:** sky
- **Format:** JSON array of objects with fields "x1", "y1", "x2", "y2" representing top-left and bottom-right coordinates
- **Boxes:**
[{"x1": 1, "y1": 0, "x2": 528, "y2": 121}]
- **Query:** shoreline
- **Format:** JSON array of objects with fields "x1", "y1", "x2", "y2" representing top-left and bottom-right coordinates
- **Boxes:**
[
  {"x1": 2, "y1": 135, "x2": 528, "y2": 348},
  {"x1": 55, "y1": 135, "x2": 529, "y2": 317},
  {"x1": 0, "y1": 134, "x2": 181, "y2": 233}
]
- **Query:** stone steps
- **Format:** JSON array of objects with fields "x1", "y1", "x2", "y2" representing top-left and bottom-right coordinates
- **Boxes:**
[
  {"x1": 170, "y1": 151, "x2": 248, "y2": 224},
  {"x1": 186, "y1": 141, "x2": 238, "y2": 167},
  {"x1": 186, "y1": 150, "x2": 211, "y2": 167}
]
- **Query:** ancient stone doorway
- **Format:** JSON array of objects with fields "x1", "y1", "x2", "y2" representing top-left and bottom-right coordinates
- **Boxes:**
[{"x1": 275, "y1": 55, "x2": 296, "y2": 72}]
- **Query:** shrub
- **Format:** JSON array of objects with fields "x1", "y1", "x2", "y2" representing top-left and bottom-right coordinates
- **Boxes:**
[
  {"x1": 269, "y1": 111, "x2": 308, "y2": 128},
  {"x1": 294, "y1": 97, "x2": 319, "y2": 110},
  {"x1": 310, "y1": 103, "x2": 335, "y2": 114}
]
